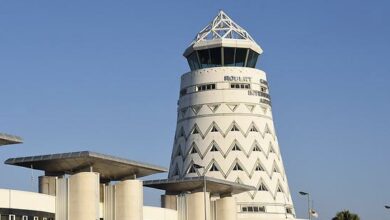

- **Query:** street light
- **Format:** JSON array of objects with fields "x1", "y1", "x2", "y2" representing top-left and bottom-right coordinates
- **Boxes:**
[
  {"x1": 299, "y1": 191, "x2": 311, "y2": 220},
  {"x1": 385, "y1": 205, "x2": 390, "y2": 209},
  {"x1": 193, "y1": 163, "x2": 207, "y2": 220}
]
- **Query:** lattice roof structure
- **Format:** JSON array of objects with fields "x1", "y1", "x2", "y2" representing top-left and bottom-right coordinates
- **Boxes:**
[
  {"x1": 193, "y1": 10, "x2": 255, "y2": 43},
  {"x1": 184, "y1": 10, "x2": 262, "y2": 56}
]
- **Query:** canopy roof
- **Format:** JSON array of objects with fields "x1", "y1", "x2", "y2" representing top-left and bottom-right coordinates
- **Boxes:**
[
  {"x1": 184, "y1": 10, "x2": 262, "y2": 56},
  {"x1": 0, "y1": 133, "x2": 23, "y2": 146},
  {"x1": 5, "y1": 151, "x2": 167, "y2": 181},
  {"x1": 144, "y1": 176, "x2": 256, "y2": 196}
]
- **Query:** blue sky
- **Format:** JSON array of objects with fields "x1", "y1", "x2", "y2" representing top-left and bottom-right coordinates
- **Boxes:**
[{"x1": 1, "y1": 0, "x2": 390, "y2": 219}]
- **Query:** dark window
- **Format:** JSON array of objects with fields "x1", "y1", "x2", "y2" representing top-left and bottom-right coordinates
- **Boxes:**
[
  {"x1": 224, "y1": 47, "x2": 235, "y2": 66},
  {"x1": 255, "y1": 164, "x2": 264, "y2": 171},
  {"x1": 188, "y1": 166, "x2": 196, "y2": 174},
  {"x1": 197, "y1": 49, "x2": 211, "y2": 69},
  {"x1": 191, "y1": 148, "x2": 197, "y2": 154},
  {"x1": 253, "y1": 145, "x2": 261, "y2": 152},
  {"x1": 235, "y1": 48, "x2": 247, "y2": 67},
  {"x1": 211, "y1": 126, "x2": 219, "y2": 132},
  {"x1": 259, "y1": 183, "x2": 268, "y2": 191},
  {"x1": 209, "y1": 47, "x2": 222, "y2": 67},
  {"x1": 231, "y1": 125, "x2": 240, "y2": 131},
  {"x1": 187, "y1": 52, "x2": 200, "y2": 71},
  {"x1": 246, "y1": 50, "x2": 259, "y2": 68},
  {"x1": 231, "y1": 83, "x2": 250, "y2": 89},
  {"x1": 210, "y1": 163, "x2": 219, "y2": 171},
  {"x1": 232, "y1": 144, "x2": 241, "y2": 151},
  {"x1": 233, "y1": 163, "x2": 243, "y2": 171},
  {"x1": 210, "y1": 144, "x2": 219, "y2": 152},
  {"x1": 197, "y1": 83, "x2": 216, "y2": 91}
]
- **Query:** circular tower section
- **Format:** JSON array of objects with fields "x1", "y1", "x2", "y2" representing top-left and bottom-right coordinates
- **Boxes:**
[{"x1": 168, "y1": 11, "x2": 295, "y2": 220}]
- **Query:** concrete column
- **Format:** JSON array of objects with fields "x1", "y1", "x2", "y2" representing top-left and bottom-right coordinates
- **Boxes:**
[
  {"x1": 115, "y1": 179, "x2": 143, "y2": 220},
  {"x1": 161, "y1": 194, "x2": 177, "y2": 210},
  {"x1": 216, "y1": 196, "x2": 236, "y2": 220},
  {"x1": 186, "y1": 192, "x2": 210, "y2": 220},
  {"x1": 68, "y1": 172, "x2": 99, "y2": 220},
  {"x1": 38, "y1": 176, "x2": 57, "y2": 196}
]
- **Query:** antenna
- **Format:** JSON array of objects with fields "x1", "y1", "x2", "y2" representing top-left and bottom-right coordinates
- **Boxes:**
[{"x1": 30, "y1": 164, "x2": 34, "y2": 190}]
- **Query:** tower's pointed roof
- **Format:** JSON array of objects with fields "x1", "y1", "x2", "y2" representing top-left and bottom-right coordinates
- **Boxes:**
[
  {"x1": 194, "y1": 10, "x2": 255, "y2": 43},
  {"x1": 184, "y1": 10, "x2": 262, "y2": 56}
]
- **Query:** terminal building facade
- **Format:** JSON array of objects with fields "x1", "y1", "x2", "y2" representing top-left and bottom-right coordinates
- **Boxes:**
[{"x1": 0, "y1": 11, "x2": 298, "y2": 220}]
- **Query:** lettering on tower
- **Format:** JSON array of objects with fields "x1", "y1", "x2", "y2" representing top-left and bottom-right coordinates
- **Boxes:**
[{"x1": 224, "y1": 76, "x2": 252, "y2": 82}]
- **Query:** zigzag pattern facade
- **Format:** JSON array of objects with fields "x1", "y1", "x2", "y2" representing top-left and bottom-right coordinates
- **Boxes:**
[{"x1": 168, "y1": 17, "x2": 296, "y2": 217}]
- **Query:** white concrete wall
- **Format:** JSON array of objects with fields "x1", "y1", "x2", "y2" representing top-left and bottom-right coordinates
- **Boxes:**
[
  {"x1": 115, "y1": 179, "x2": 143, "y2": 220},
  {"x1": 143, "y1": 206, "x2": 178, "y2": 220},
  {"x1": 169, "y1": 66, "x2": 296, "y2": 219},
  {"x1": 0, "y1": 188, "x2": 55, "y2": 213},
  {"x1": 68, "y1": 172, "x2": 100, "y2": 220}
]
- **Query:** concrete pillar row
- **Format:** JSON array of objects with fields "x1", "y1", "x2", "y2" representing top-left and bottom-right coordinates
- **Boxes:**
[
  {"x1": 115, "y1": 179, "x2": 143, "y2": 220},
  {"x1": 215, "y1": 196, "x2": 237, "y2": 220},
  {"x1": 68, "y1": 172, "x2": 100, "y2": 220},
  {"x1": 186, "y1": 192, "x2": 211, "y2": 220}
]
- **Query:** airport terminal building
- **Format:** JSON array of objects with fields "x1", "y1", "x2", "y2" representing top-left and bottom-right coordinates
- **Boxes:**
[{"x1": 1, "y1": 11, "x2": 298, "y2": 220}]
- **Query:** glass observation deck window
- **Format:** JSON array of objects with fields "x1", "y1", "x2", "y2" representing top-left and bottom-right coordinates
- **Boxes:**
[
  {"x1": 187, "y1": 47, "x2": 259, "y2": 71},
  {"x1": 186, "y1": 47, "x2": 259, "y2": 71}
]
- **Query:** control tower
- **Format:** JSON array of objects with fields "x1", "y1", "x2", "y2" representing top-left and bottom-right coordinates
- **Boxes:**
[{"x1": 168, "y1": 11, "x2": 295, "y2": 220}]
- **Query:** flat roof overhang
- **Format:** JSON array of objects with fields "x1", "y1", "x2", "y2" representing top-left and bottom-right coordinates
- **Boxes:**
[
  {"x1": 144, "y1": 176, "x2": 256, "y2": 196},
  {"x1": 0, "y1": 133, "x2": 23, "y2": 146},
  {"x1": 5, "y1": 151, "x2": 167, "y2": 181}
]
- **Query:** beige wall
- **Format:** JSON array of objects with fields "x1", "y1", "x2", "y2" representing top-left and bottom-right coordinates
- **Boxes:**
[
  {"x1": 0, "y1": 189, "x2": 55, "y2": 213},
  {"x1": 68, "y1": 172, "x2": 99, "y2": 220},
  {"x1": 39, "y1": 176, "x2": 57, "y2": 196},
  {"x1": 143, "y1": 206, "x2": 178, "y2": 220},
  {"x1": 186, "y1": 192, "x2": 210, "y2": 220},
  {"x1": 216, "y1": 197, "x2": 237, "y2": 220},
  {"x1": 115, "y1": 179, "x2": 143, "y2": 220}
]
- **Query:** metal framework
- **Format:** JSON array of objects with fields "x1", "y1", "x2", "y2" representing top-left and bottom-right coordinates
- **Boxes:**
[{"x1": 193, "y1": 10, "x2": 255, "y2": 43}]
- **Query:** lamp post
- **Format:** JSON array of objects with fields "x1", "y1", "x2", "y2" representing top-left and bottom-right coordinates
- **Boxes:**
[
  {"x1": 193, "y1": 163, "x2": 207, "y2": 220},
  {"x1": 299, "y1": 191, "x2": 311, "y2": 220}
]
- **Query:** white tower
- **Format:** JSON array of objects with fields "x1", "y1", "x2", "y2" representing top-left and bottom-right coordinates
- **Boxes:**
[{"x1": 168, "y1": 11, "x2": 296, "y2": 220}]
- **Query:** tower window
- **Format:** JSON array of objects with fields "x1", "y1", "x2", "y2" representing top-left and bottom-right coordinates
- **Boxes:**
[
  {"x1": 250, "y1": 126, "x2": 258, "y2": 132},
  {"x1": 230, "y1": 83, "x2": 250, "y2": 89},
  {"x1": 232, "y1": 144, "x2": 241, "y2": 151},
  {"x1": 231, "y1": 125, "x2": 240, "y2": 131},
  {"x1": 253, "y1": 145, "x2": 261, "y2": 152},
  {"x1": 241, "y1": 206, "x2": 265, "y2": 213},
  {"x1": 234, "y1": 48, "x2": 247, "y2": 67},
  {"x1": 210, "y1": 144, "x2": 219, "y2": 152},
  {"x1": 209, "y1": 163, "x2": 219, "y2": 171},
  {"x1": 247, "y1": 49, "x2": 259, "y2": 68},
  {"x1": 188, "y1": 165, "x2": 196, "y2": 174},
  {"x1": 197, "y1": 83, "x2": 216, "y2": 91},
  {"x1": 187, "y1": 52, "x2": 200, "y2": 71},
  {"x1": 258, "y1": 183, "x2": 268, "y2": 191},
  {"x1": 223, "y1": 47, "x2": 235, "y2": 66},
  {"x1": 255, "y1": 164, "x2": 264, "y2": 171},
  {"x1": 191, "y1": 147, "x2": 198, "y2": 154},
  {"x1": 233, "y1": 163, "x2": 243, "y2": 171}
]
